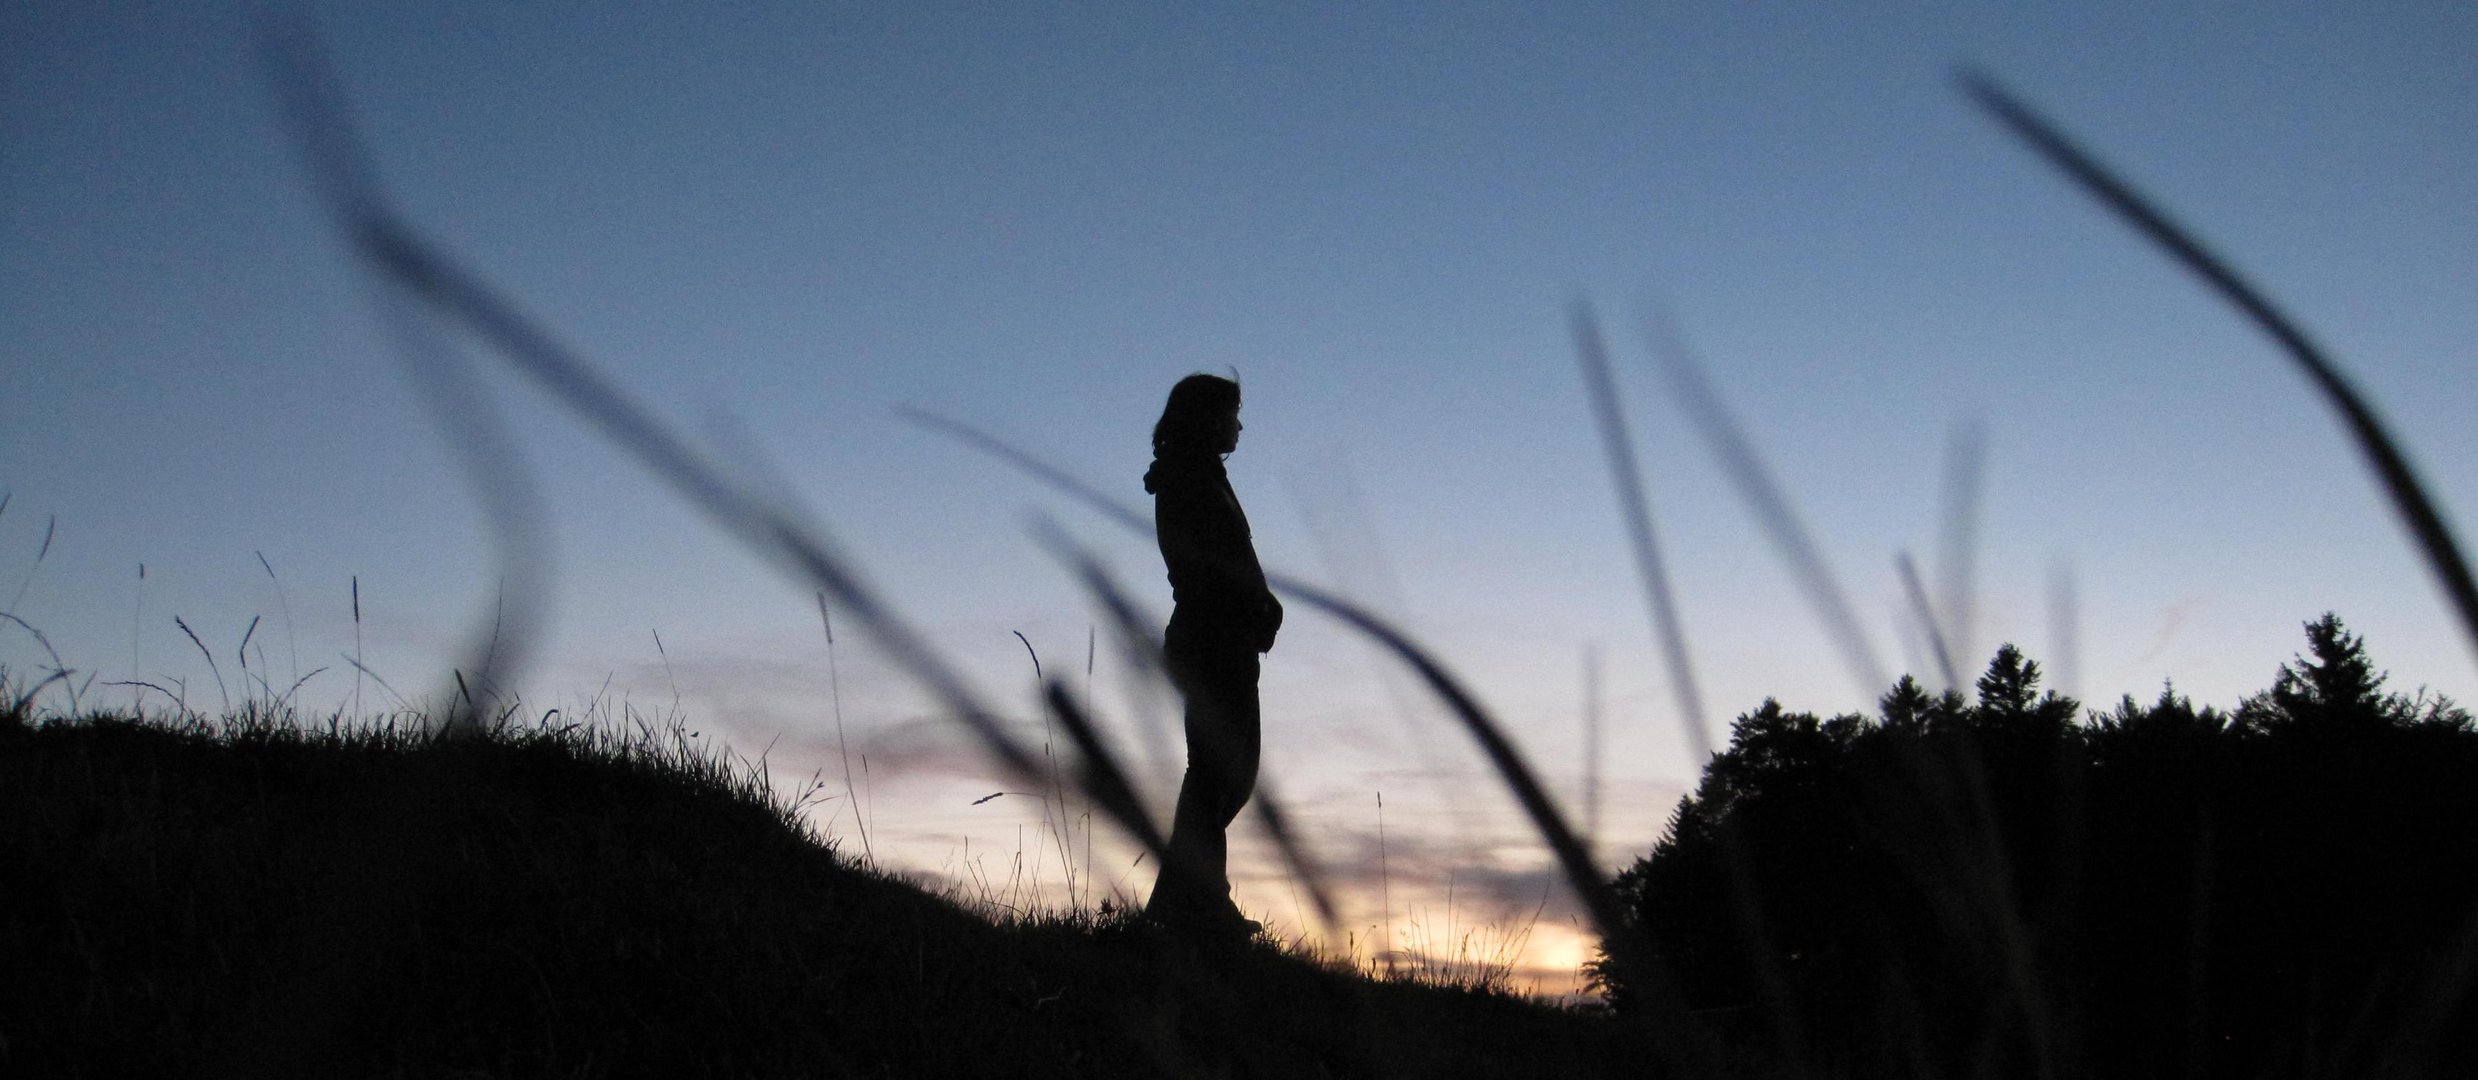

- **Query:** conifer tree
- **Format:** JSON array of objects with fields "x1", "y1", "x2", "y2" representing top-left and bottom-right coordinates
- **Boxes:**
[
  {"x1": 1969, "y1": 644, "x2": 2077, "y2": 735},
  {"x1": 2233, "y1": 613, "x2": 2467, "y2": 733}
]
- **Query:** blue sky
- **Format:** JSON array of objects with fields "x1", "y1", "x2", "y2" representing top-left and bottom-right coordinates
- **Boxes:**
[{"x1": 7, "y1": 2, "x2": 2474, "y2": 988}]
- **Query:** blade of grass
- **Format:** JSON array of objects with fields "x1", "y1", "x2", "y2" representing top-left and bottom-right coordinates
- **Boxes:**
[
  {"x1": 1014, "y1": 630, "x2": 1079, "y2": 908},
  {"x1": 1625, "y1": 305, "x2": 2055, "y2": 1069},
  {"x1": 1040, "y1": 679, "x2": 1166, "y2": 864},
  {"x1": 1575, "y1": 299, "x2": 1813, "y2": 1064},
  {"x1": 1898, "y1": 551, "x2": 1961, "y2": 692},
  {"x1": 266, "y1": 13, "x2": 548, "y2": 736},
  {"x1": 1569, "y1": 299, "x2": 1714, "y2": 753},
  {"x1": 256, "y1": 550, "x2": 302, "y2": 690},
  {"x1": 339, "y1": 651, "x2": 406, "y2": 710},
  {"x1": 271, "y1": 25, "x2": 1154, "y2": 863},
  {"x1": 2048, "y1": 556, "x2": 2080, "y2": 702},
  {"x1": 1286, "y1": 462, "x2": 1497, "y2": 873},
  {"x1": 175, "y1": 615, "x2": 229, "y2": 716},
  {"x1": 132, "y1": 563, "x2": 145, "y2": 716},
  {"x1": 5, "y1": 512, "x2": 52, "y2": 614},
  {"x1": 0, "y1": 611, "x2": 75, "y2": 715},
  {"x1": 237, "y1": 614, "x2": 261, "y2": 677},
  {"x1": 1637, "y1": 306, "x2": 1890, "y2": 697},
  {"x1": 1935, "y1": 421, "x2": 1987, "y2": 676},
  {"x1": 816, "y1": 592, "x2": 872, "y2": 868},
  {"x1": 1963, "y1": 70, "x2": 2478, "y2": 670}
]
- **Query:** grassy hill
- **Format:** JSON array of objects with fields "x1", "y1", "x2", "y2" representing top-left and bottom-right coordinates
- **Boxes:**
[{"x1": 0, "y1": 693, "x2": 1642, "y2": 1079}]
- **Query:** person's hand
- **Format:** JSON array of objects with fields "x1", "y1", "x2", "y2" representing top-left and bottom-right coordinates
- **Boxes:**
[{"x1": 1254, "y1": 594, "x2": 1284, "y2": 652}]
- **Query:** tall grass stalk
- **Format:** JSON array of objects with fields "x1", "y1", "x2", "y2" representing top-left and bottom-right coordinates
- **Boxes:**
[
  {"x1": 1569, "y1": 301, "x2": 1713, "y2": 754},
  {"x1": 349, "y1": 573, "x2": 362, "y2": 718},
  {"x1": 1963, "y1": 71, "x2": 2478, "y2": 668},
  {"x1": 236, "y1": 614, "x2": 261, "y2": 692},
  {"x1": 5, "y1": 511, "x2": 52, "y2": 615},
  {"x1": 817, "y1": 591, "x2": 872, "y2": 867},
  {"x1": 132, "y1": 563, "x2": 145, "y2": 715},
  {"x1": 1634, "y1": 304, "x2": 1890, "y2": 698},
  {"x1": 1933, "y1": 421, "x2": 1987, "y2": 678},
  {"x1": 174, "y1": 616, "x2": 229, "y2": 716},
  {"x1": 1014, "y1": 629, "x2": 1080, "y2": 910},
  {"x1": 651, "y1": 628, "x2": 681, "y2": 723},
  {"x1": 1, "y1": 618, "x2": 75, "y2": 718},
  {"x1": 1896, "y1": 551, "x2": 1960, "y2": 691},
  {"x1": 1576, "y1": 301, "x2": 1812, "y2": 1061},
  {"x1": 1377, "y1": 791, "x2": 1395, "y2": 978},
  {"x1": 2047, "y1": 557, "x2": 2080, "y2": 701},
  {"x1": 255, "y1": 550, "x2": 302, "y2": 691}
]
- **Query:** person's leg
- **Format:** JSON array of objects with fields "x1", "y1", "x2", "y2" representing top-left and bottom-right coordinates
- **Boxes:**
[
  {"x1": 1185, "y1": 645, "x2": 1260, "y2": 925},
  {"x1": 1153, "y1": 633, "x2": 1261, "y2": 930},
  {"x1": 1202, "y1": 648, "x2": 1261, "y2": 833}
]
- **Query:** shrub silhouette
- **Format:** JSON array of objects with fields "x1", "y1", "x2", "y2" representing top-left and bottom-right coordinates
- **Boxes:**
[{"x1": 1595, "y1": 614, "x2": 2478, "y2": 1078}]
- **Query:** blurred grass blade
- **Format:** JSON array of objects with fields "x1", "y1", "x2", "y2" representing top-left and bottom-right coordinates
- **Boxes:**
[
  {"x1": 1287, "y1": 461, "x2": 1498, "y2": 863},
  {"x1": 1576, "y1": 301, "x2": 1816, "y2": 1062},
  {"x1": 1269, "y1": 573, "x2": 1709, "y2": 1061},
  {"x1": 1638, "y1": 308, "x2": 1890, "y2": 697},
  {"x1": 267, "y1": 23, "x2": 1152, "y2": 852},
  {"x1": 1898, "y1": 551, "x2": 1960, "y2": 692},
  {"x1": 6, "y1": 512, "x2": 53, "y2": 615},
  {"x1": 266, "y1": 13, "x2": 547, "y2": 733},
  {"x1": 1598, "y1": 299, "x2": 2046, "y2": 1061},
  {"x1": 1935, "y1": 420, "x2": 1986, "y2": 673},
  {"x1": 351, "y1": 208, "x2": 1072, "y2": 829},
  {"x1": 1964, "y1": 71, "x2": 2478, "y2": 669},
  {"x1": 899, "y1": 407, "x2": 1152, "y2": 536},
  {"x1": 1244, "y1": 783, "x2": 1340, "y2": 936},
  {"x1": 1028, "y1": 516, "x2": 1179, "y2": 781},
  {"x1": 1570, "y1": 299, "x2": 1713, "y2": 755},
  {"x1": 1040, "y1": 680, "x2": 1166, "y2": 862},
  {"x1": 2047, "y1": 556, "x2": 2080, "y2": 701}
]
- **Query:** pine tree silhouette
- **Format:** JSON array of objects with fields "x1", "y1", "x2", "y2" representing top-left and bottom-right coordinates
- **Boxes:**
[{"x1": 1596, "y1": 617, "x2": 2478, "y2": 1078}]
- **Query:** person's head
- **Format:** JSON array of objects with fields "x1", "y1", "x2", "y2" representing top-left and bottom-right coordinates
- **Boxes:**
[{"x1": 1152, "y1": 373, "x2": 1243, "y2": 456}]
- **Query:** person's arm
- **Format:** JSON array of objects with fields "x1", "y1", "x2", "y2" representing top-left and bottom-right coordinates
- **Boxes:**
[
  {"x1": 1158, "y1": 479, "x2": 1281, "y2": 651},
  {"x1": 1253, "y1": 588, "x2": 1282, "y2": 652}
]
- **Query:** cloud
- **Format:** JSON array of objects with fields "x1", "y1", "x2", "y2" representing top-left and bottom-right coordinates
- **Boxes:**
[{"x1": 1234, "y1": 811, "x2": 1582, "y2": 928}]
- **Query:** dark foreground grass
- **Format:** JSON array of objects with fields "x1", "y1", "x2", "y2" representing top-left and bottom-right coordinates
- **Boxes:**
[{"x1": 0, "y1": 691, "x2": 1645, "y2": 1080}]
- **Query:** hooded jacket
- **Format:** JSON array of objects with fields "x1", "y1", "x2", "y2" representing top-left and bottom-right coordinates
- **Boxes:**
[{"x1": 1145, "y1": 449, "x2": 1282, "y2": 652}]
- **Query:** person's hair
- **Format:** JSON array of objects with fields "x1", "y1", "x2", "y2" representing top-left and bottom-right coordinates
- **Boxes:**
[{"x1": 1151, "y1": 373, "x2": 1241, "y2": 453}]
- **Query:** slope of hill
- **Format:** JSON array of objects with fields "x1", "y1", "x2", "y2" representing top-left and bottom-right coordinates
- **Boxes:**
[{"x1": 0, "y1": 701, "x2": 1640, "y2": 1079}]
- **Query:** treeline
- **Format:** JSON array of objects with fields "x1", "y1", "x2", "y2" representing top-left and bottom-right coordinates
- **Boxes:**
[{"x1": 1593, "y1": 615, "x2": 2478, "y2": 1079}]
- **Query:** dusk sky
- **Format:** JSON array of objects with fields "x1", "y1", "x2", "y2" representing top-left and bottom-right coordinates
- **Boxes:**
[{"x1": 7, "y1": 2, "x2": 2474, "y2": 991}]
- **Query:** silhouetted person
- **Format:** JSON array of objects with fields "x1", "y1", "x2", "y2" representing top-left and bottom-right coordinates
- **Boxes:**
[{"x1": 1142, "y1": 374, "x2": 1281, "y2": 939}]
